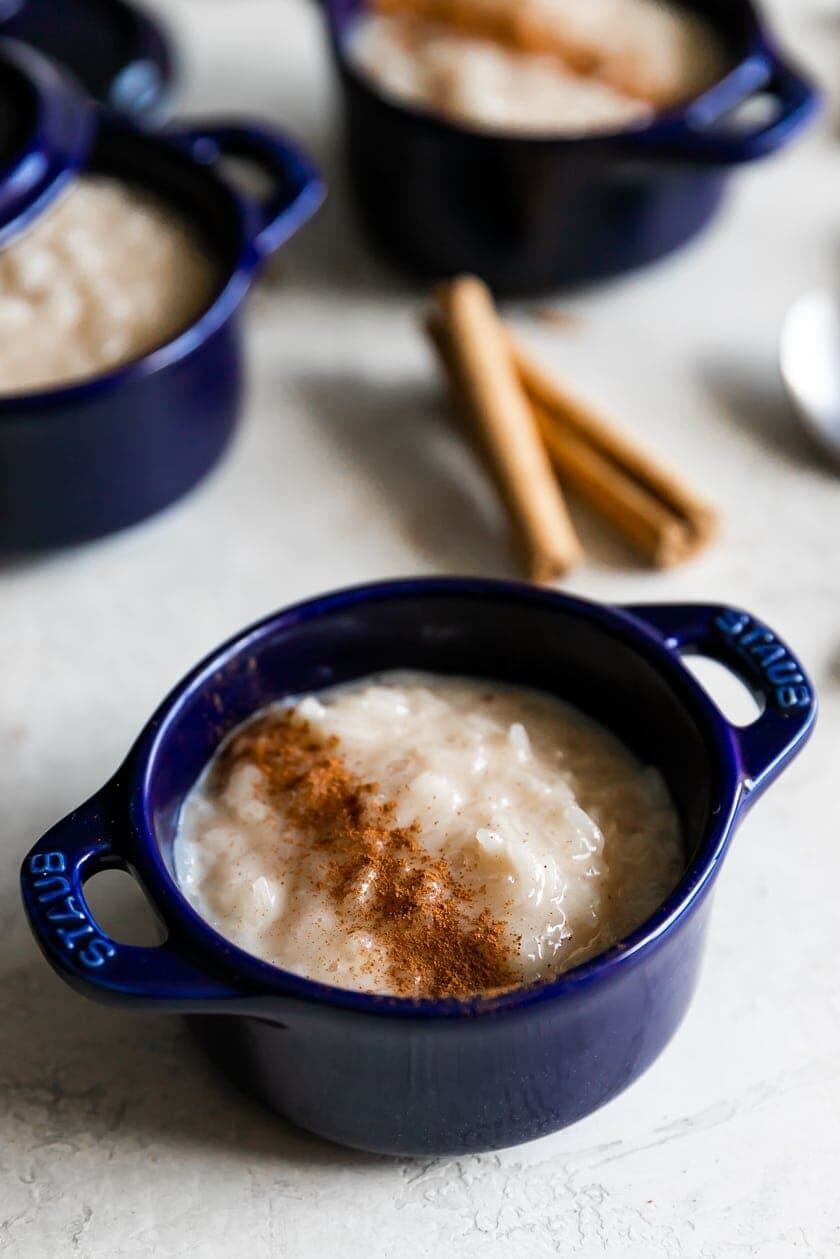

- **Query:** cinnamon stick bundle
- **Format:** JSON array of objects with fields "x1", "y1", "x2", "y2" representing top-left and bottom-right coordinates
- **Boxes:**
[{"x1": 428, "y1": 277, "x2": 718, "y2": 572}]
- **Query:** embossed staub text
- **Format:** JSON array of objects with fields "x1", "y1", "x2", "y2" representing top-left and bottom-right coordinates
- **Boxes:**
[
  {"x1": 714, "y1": 609, "x2": 811, "y2": 711},
  {"x1": 25, "y1": 851, "x2": 116, "y2": 968}
]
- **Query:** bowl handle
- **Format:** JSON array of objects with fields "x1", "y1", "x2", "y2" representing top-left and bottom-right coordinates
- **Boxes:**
[
  {"x1": 633, "y1": 50, "x2": 819, "y2": 166},
  {"x1": 20, "y1": 783, "x2": 242, "y2": 1010},
  {"x1": 621, "y1": 603, "x2": 817, "y2": 806},
  {"x1": 165, "y1": 121, "x2": 325, "y2": 260}
]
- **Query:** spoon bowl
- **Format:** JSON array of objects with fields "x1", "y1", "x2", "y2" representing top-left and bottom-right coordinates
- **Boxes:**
[{"x1": 780, "y1": 290, "x2": 840, "y2": 465}]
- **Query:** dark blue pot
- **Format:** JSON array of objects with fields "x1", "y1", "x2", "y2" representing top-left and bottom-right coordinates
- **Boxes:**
[
  {"x1": 325, "y1": 0, "x2": 819, "y2": 293},
  {"x1": 0, "y1": 0, "x2": 175, "y2": 118},
  {"x1": 0, "y1": 43, "x2": 324, "y2": 549},
  {"x1": 21, "y1": 579, "x2": 816, "y2": 1155}
]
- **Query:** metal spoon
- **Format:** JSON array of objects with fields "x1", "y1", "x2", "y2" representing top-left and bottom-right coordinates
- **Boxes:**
[{"x1": 780, "y1": 290, "x2": 840, "y2": 466}]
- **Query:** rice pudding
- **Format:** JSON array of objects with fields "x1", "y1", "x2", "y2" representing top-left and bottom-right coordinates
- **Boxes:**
[
  {"x1": 348, "y1": 0, "x2": 728, "y2": 136},
  {"x1": 0, "y1": 176, "x2": 219, "y2": 394},
  {"x1": 175, "y1": 673, "x2": 683, "y2": 999}
]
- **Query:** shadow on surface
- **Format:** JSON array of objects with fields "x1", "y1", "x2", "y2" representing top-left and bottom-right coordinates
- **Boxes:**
[
  {"x1": 293, "y1": 369, "x2": 515, "y2": 576},
  {"x1": 4, "y1": 880, "x2": 385, "y2": 1170},
  {"x1": 701, "y1": 355, "x2": 829, "y2": 473},
  {"x1": 295, "y1": 369, "x2": 646, "y2": 576}
]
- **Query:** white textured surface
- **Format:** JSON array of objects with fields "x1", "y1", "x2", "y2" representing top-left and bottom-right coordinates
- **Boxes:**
[{"x1": 2, "y1": 1, "x2": 840, "y2": 1254}]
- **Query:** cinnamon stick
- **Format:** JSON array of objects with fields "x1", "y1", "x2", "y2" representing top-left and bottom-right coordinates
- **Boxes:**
[
  {"x1": 371, "y1": 0, "x2": 601, "y2": 78},
  {"x1": 369, "y1": 0, "x2": 683, "y2": 106},
  {"x1": 431, "y1": 277, "x2": 583, "y2": 583},
  {"x1": 510, "y1": 333, "x2": 718, "y2": 557},
  {"x1": 532, "y1": 405, "x2": 699, "y2": 566}
]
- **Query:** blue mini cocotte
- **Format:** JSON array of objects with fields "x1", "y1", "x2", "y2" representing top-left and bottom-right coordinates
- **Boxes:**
[{"x1": 22, "y1": 579, "x2": 816, "y2": 1155}]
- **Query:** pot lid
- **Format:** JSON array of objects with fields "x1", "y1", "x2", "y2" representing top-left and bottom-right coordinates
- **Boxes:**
[
  {"x1": 0, "y1": 36, "x2": 95, "y2": 248},
  {"x1": 0, "y1": 0, "x2": 174, "y2": 118}
]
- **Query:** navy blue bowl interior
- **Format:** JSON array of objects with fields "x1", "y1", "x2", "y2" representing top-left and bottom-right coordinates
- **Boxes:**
[
  {"x1": 0, "y1": 46, "x2": 36, "y2": 170},
  {"x1": 89, "y1": 123, "x2": 240, "y2": 277},
  {"x1": 688, "y1": 0, "x2": 752, "y2": 49}
]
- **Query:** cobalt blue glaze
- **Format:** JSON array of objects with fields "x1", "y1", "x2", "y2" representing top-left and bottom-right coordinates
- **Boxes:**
[
  {"x1": 0, "y1": 84, "x2": 324, "y2": 548},
  {"x1": 0, "y1": 0, "x2": 175, "y2": 118},
  {"x1": 21, "y1": 580, "x2": 816, "y2": 1155},
  {"x1": 324, "y1": 0, "x2": 819, "y2": 293},
  {"x1": 0, "y1": 39, "x2": 96, "y2": 247}
]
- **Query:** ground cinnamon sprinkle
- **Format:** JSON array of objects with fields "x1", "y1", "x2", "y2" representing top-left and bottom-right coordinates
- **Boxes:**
[{"x1": 215, "y1": 712, "x2": 519, "y2": 999}]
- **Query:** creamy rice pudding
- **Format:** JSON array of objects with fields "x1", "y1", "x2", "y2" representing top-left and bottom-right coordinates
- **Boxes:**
[
  {"x1": 175, "y1": 673, "x2": 683, "y2": 999},
  {"x1": 0, "y1": 176, "x2": 219, "y2": 393},
  {"x1": 348, "y1": 0, "x2": 728, "y2": 136}
]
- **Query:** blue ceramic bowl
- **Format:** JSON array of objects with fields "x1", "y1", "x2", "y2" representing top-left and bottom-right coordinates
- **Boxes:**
[
  {"x1": 0, "y1": 45, "x2": 323, "y2": 549},
  {"x1": 325, "y1": 0, "x2": 819, "y2": 293},
  {"x1": 21, "y1": 579, "x2": 816, "y2": 1155}
]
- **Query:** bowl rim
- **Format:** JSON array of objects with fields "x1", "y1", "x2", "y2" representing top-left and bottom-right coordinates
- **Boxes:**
[
  {"x1": 0, "y1": 117, "x2": 257, "y2": 415},
  {"x1": 124, "y1": 577, "x2": 746, "y2": 1020},
  {"x1": 326, "y1": 0, "x2": 769, "y2": 148}
]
